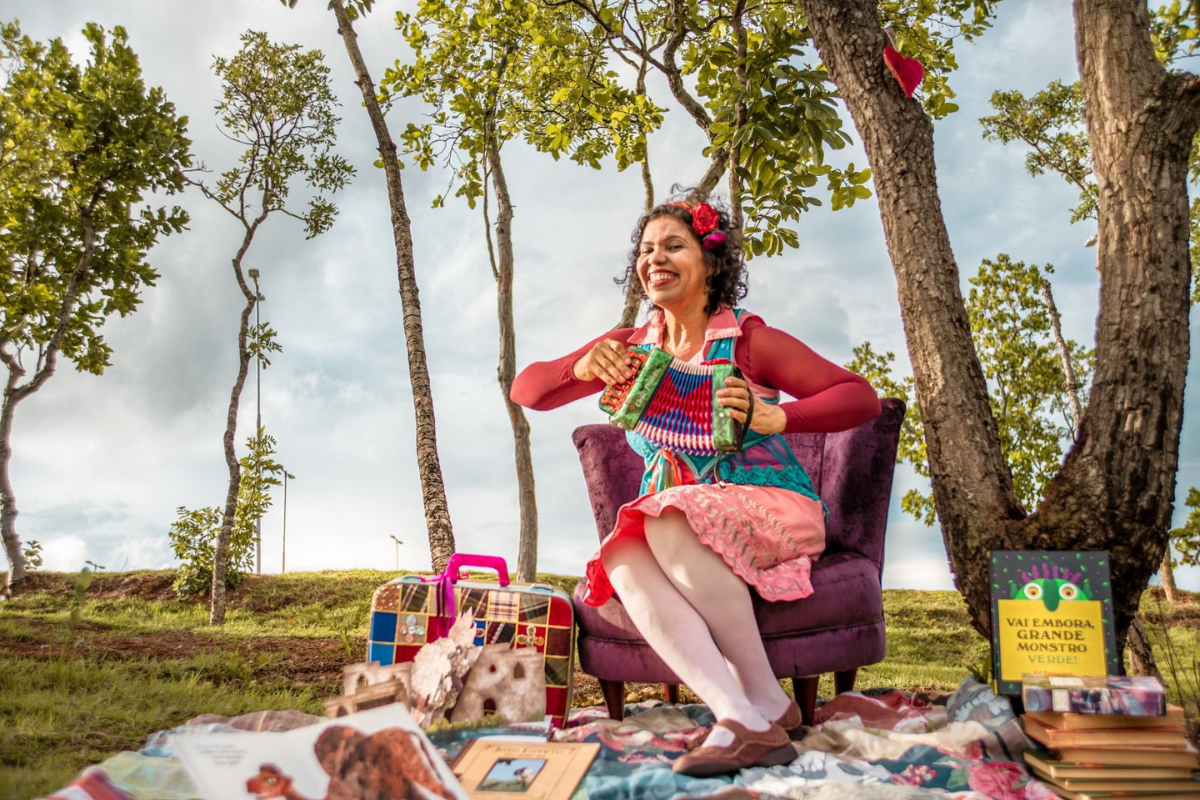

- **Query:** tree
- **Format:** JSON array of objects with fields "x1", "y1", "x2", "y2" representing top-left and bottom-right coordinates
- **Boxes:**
[
  {"x1": 978, "y1": 6, "x2": 1200, "y2": 602},
  {"x1": 551, "y1": 1, "x2": 990, "y2": 257},
  {"x1": 851, "y1": 257, "x2": 1094, "y2": 528},
  {"x1": 279, "y1": 0, "x2": 460, "y2": 573},
  {"x1": 170, "y1": 429, "x2": 284, "y2": 596},
  {"x1": 383, "y1": 0, "x2": 659, "y2": 580},
  {"x1": 799, "y1": 0, "x2": 1200, "y2": 646},
  {"x1": 193, "y1": 30, "x2": 352, "y2": 623},
  {"x1": 0, "y1": 23, "x2": 191, "y2": 592}
]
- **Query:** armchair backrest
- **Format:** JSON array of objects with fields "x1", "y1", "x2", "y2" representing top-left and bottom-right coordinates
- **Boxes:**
[{"x1": 572, "y1": 398, "x2": 905, "y2": 574}]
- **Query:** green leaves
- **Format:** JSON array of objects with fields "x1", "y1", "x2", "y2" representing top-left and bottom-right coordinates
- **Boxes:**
[
  {"x1": 381, "y1": 0, "x2": 663, "y2": 208},
  {"x1": 850, "y1": 257, "x2": 1095, "y2": 525},
  {"x1": 170, "y1": 429, "x2": 285, "y2": 596},
  {"x1": 0, "y1": 22, "x2": 191, "y2": 382},
  {"x1": 203, "y1": 30, "x2": 353, "y2": 234}
]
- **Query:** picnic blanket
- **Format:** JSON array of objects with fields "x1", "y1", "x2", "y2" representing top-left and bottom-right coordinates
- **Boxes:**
[{"x1": 40, "y1": 678, "x2": 1054, "y2": 800}]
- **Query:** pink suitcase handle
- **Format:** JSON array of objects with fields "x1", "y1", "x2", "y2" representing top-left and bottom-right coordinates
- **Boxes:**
[
  {"x1": 445, "y1": 553, "x2": 510, "y2": 586},
  {"x1": 422, "y1": 553, "x2": 510, "y2": 638}
]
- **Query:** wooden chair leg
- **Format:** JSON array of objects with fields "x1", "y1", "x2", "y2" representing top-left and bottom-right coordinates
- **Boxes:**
[
  {"x1": 834, "y1": 668, "x2": 858, "y2": 696},
  {"x1": 599, "y1": 678, "x2": 625, "y2": 721},
  {"x1": 793, "y1": 675, "x2": 819, "y2": 726},
  {"x1": 663, "y1": 683, "x2": 680, "y2": 704}
]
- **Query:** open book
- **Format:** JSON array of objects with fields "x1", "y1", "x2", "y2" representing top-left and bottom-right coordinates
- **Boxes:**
[{"x1": 172, "y1": 704, "x2": 469, "y2": 800}]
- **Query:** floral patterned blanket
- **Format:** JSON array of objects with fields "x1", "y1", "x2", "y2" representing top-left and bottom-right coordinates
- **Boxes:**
[{"x1": 41, "y1": 679, "x2": 1056, "y2": 800}]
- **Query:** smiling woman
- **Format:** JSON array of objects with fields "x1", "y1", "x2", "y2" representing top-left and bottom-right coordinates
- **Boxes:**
[{"x1": 510, "y1": 192, "x2": 880, "y2": 776}]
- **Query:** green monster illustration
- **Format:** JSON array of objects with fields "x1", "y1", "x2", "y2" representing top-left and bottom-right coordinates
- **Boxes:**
[{"x1": 1008, "y1": 562, "x2": 1093, "y2": 612}]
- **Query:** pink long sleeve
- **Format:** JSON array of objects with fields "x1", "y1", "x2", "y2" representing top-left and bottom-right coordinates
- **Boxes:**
[
  {"x1": 511, "y1": 318, "x2": 880, "y2": 434},
  {"x1": 735, "y1": 316, "x2": 880, "y2": 433},
  {"x1": 510, "y1": 328, "x2": 637, "y2": 410}
]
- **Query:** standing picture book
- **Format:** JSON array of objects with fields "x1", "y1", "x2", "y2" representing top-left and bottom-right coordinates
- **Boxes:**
[
  {"x1": 452, "y1": 740, "x2": 599, "y2": 800},
  {"x1": 988, "y1": 550, "x2": 1119, "y2": 696},
  {"x1": 172, "y1": 704, "x2": 470, "y2": 800}
]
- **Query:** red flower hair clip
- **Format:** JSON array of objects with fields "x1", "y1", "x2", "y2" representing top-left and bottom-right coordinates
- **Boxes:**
[{"x1": 668, "y1": 201, "x2": 727, "y2": 250}]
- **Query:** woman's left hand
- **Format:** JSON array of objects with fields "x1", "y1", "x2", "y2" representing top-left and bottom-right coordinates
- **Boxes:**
[{"x1": 717, "y1": 376, "x2": 786, "y2": 435}]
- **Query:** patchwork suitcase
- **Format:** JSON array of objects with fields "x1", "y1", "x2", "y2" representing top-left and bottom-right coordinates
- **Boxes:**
[{"x1": 367, "y1": 553, "x2": 576, "y2": 727}]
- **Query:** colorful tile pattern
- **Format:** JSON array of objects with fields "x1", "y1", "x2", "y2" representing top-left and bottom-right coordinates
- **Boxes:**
[{"x1": 368, "y1": 577, "x2": 575, "y2": 727}]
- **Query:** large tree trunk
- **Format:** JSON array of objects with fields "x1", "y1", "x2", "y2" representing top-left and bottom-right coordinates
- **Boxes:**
[
  {"x1": 799, "y1": 1, "x2": 1023, "y2": 637},
  {"x1": 800, "y1": 0, "x2": 1198, "y2": 648},
  {"x1": 331, "y1": 0, "x2": 456, "y2": 572}
]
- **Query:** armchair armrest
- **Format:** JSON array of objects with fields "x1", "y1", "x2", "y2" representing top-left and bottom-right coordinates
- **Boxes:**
[{"x1": 820, "y1": 398, "x2": 906, "y2": 574}]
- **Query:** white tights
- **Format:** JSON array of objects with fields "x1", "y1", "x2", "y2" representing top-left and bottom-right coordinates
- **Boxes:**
[{"x1": 601, "y1": 508, "x2": 792, "y2": 747}]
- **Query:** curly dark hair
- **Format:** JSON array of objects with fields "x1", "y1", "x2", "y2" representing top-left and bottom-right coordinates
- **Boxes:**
[{"x1": 617, "y1": 193, "x2": 747, "y2": 316}]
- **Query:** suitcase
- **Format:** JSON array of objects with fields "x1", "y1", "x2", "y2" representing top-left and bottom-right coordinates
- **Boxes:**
[{"x1": 367, "y1": 553, "x2": 576, "y2": 727}]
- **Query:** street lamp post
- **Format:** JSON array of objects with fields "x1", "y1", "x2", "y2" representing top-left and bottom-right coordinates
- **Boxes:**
[
  {"x1": 248, "y1": 268, "x2": 264, "y2": 574},
  {"x1": 389, "y1": 535, "x2": 404, "y2": 571},
  {"x1": 282, "y1": 471, "x2": 295, "y2": 573}
]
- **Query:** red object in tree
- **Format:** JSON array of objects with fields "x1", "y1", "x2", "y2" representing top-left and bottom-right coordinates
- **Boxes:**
[{"x1": 883, "y1": 45, "x2": 924, "y2": 98}]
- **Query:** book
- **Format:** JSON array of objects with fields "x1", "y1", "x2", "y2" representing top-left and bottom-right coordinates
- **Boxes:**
[
  {"x1": 1021, "y1": 714, "x2": 1187, "y2": 749},
  {"x1": 1053, "y1": 742, "x2": 1200, "y2": 769},
  {"x1": 1025, "y1": 704, "x2": 1183, "y2": 730},
  {"x1": 172, "y1": 704, "x2": 470, "y2": 800},
  {"x1": 451, "y1": 739, "x2": 600, "y2": 800},
  {"x1": 1040, "y1": 775, "x2": 1200, "y2": 792},
  {"x1": 1050, "y1": 790, "x2": 1200, "y2": 800},
  {"x1": 1022, "y1": 673, "x2": 1167, "y2": 715},
  {"x1": 1024, "y1": 749, "x2": 1196, "y2": 780},
  {"x1": 988, "y1": 551, "x2": 1120, "y2": 696}
]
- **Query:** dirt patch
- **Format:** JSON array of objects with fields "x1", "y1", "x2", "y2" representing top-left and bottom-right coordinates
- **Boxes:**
[{"x1": 2, "y1": 619, "x2": 355, "y2": 692}]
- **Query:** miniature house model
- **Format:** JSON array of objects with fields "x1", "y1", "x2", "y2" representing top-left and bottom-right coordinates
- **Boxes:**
[{"x1": 451, "y1": 645, "x2": 545, "y2": 724}]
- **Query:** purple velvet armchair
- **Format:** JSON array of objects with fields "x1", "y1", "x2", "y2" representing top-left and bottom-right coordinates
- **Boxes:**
[{"x1": 570, "y1": 397, "x2": 905, "y2": 724}]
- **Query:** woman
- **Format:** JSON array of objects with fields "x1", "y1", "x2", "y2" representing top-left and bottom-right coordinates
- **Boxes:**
[{"x1": 511, "y1": 196, "x2": 880, "y2": 776}]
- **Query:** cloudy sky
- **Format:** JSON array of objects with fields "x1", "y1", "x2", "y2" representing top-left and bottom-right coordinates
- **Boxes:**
[{"x1": 4, "y1": 0, "x2": 1198, "y2": 592}]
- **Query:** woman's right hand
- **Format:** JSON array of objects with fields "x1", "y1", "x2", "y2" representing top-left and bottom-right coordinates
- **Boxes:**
[{"x1": 573, "y1": 338, "x2": 636, "y2": 385}]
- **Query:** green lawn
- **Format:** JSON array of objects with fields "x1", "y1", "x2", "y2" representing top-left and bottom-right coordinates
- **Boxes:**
[{"x1": 1, "y1": 570, "x2": 1195, "y2": 800}]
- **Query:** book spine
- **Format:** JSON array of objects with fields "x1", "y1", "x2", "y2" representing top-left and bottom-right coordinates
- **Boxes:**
[{"x1": 1022, "y1": 683, "x2": 1166, "y2": 715}]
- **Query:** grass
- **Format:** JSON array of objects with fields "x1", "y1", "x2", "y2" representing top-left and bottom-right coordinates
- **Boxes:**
[{"x1": 1, "y1": 570, "x2": 1196, "y2": 800}]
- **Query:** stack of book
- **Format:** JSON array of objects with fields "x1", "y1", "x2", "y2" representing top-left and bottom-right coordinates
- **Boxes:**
[{"x1": 1021, "y1": 705, "x2": 1199, "y2": 799}]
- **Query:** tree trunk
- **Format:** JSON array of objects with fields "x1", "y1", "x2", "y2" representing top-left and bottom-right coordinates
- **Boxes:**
[
  {"x1": 616, "y1": 64, "x2": 655, "y2": 330},
  {"x1": 799, "y1": 0, "x2": 1024, "y2": 636},
  {"x1": 0, "y1": 373, "x2": 25, "y2": 592},
  {"x1": 210, "y1": 291, "x2": 255, "y2": 625},
  {"x1": 486, "y1": 139, "x2": 538, "y2": 583},
  {"x1": 800, "y1": 0, "x2": 1199, "y2": 648},
  {"x1": 1125, "y1": 615, "x2": 1162, "y2": 682},
  {"x1": 210, "y1": 217, "x2": 264, "y2": 625},
  {"x1": 331, "y1": 0, "x2": 456, "y2": 572},
  {"x1": 0, "y1": 221, "x2": 96, "y2": 593},
  {"x1": 1160, "y1": 551, "x2": 1179, "y2": 604}
]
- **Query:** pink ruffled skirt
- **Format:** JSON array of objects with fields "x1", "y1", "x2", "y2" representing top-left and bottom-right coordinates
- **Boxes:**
[{"x1": 581, "y1": 483, "x2": 826, "y2": 607}]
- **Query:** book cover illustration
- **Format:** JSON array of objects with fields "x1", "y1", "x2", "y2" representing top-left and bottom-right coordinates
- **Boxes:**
[
  {"x1": 989, "y1": 550, "x2": 1119, "y2": 696},
  {"x1": 172, "y1": 704, "x2": 470, "y2": 800}
]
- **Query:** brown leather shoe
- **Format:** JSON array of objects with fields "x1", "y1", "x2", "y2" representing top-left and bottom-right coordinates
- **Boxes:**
[
  {"x1": 672, "y1": 720, "x2": 796, "y2": 777},
  {"x1": 771, "y1": 699, "x2": 804, "y2": 738}
]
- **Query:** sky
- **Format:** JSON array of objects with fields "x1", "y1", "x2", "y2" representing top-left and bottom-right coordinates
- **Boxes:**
[{"x1": 3, "y1": 0, "x2": 1199, "y2": 593}]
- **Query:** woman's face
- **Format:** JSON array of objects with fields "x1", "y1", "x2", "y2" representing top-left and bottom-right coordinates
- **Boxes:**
[{"x1": 636, "y1": 215, "x2": 710, "y2": 315}]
